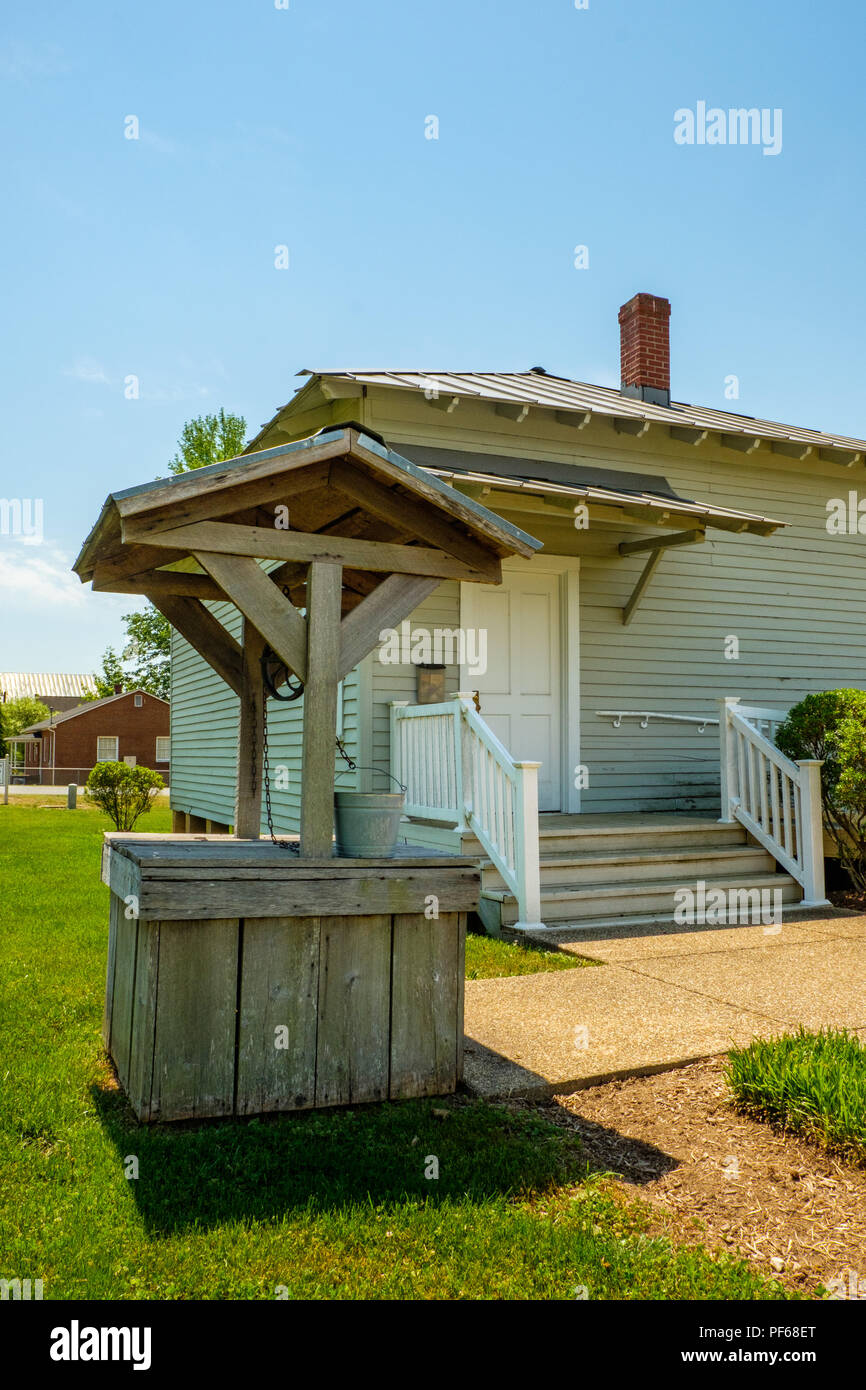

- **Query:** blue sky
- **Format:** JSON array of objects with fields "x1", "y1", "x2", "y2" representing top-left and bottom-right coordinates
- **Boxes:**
[{"x1": 2, "y1": 0, "x2": 865, "y2": 669}]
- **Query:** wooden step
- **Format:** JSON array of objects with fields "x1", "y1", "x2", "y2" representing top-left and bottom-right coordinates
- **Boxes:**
[
  {"x1": 490, "y1": 870, "x2": 802, "y2": 927},
  {"x1": 461, "y1": 818, "x2": 748, "y2": 858},
  {"x1": 507, "y1": 899, "x2": 814, "y2": 942},
  {"x1": 480, "y1": 843, "x2": 775, "y2": 891}
]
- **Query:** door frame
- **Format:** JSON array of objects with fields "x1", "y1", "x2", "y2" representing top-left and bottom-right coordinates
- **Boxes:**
[{"x1": 459, "y1": 555, "x2": 581, "y2": 813}]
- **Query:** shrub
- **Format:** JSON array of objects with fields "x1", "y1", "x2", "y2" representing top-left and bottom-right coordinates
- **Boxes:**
[
  {"x1": 85, "y1": 761, "x2": 165, "y2": 831},
  {"x1": 776, "y1": 689, "x2": 866, "y2": 890}
]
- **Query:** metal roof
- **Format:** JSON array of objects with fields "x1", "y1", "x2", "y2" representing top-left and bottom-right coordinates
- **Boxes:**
[
  {"x1": 0, "y1": 672, "x2": 98, "y2": 702},
  {"x1": 293, "y1": 370, "x2": 866, "y2": 459}
]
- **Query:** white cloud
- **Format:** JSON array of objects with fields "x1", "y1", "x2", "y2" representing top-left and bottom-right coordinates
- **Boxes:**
[
  {"x1": 63, "y1": 358, "x2": 111, "y2": 386},
  {"x1": 0, "y1": 43, "x2": 69, "y2": 81},
  {"x1": 0, "y1": 547, "x2": 85, "y2": 607}
]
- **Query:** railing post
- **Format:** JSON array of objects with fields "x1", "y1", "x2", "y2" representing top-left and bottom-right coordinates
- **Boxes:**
[
  {"x1": 512, "y1": 760, "x2": 543, "y2": 930},
  {"x1": 450, "y1": 695, "x2": 469, "y2": 833},
  {"x1": 389, "y1": 701, "x2": 409, "y2": 796},
  {"x1": 797, "y1": 759, "x2": 829, "y2": 907},
  {"x1": 455, "y1": 693, "x2": 477, "y2": 832},
  {"x1": 717, "y1": 697, "x2": 740, "y2": 823}
]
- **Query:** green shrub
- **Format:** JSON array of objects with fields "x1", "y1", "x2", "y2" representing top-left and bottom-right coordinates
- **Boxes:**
[
  {"x1": 776, "y1": 689, "x2": 866, "y2": 890},
  {"x1": 84, "y1": 761, "x2": 165, "y2": 831},
  {"x1": 726, "y1": 1028, "x2": 866, "y2": 1161}
]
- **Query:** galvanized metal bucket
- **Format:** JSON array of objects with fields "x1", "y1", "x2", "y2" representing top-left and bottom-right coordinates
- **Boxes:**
[{"x1": 334, "y1": 768, "x2": 407, "y2": 858}]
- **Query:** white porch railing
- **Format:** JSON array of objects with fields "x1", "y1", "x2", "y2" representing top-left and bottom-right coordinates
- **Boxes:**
[
  {"x1": 718, "y1": 697, "x2": 828, "y2": 907},
  {"x1": 390, "y1": 694, "x2": 543, "y2": 929}
]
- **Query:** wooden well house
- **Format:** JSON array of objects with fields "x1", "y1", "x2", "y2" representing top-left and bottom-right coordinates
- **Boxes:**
[{"x1": 73, "y1": 424, "x2": 541, "y2": 1121}]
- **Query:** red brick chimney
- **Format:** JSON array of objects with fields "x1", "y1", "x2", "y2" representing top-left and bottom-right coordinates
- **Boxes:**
[{"x1": 618, "y1": 293, "x2": 671, "y2": 407}]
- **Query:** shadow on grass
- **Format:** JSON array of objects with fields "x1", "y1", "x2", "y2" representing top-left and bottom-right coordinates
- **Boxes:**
[{"x1": 93, "y1": 1081, "x2": 603, "y2": 1234}]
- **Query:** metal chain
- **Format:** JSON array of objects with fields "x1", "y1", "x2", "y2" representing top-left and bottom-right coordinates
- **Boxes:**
[{"x1": 260, "y1": 693, "x2": 297, "y2": 853}]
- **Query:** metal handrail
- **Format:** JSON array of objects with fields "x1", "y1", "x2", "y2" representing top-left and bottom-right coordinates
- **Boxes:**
[{"x1": 597, "y1": 710, "x2": 719, "y2": 732}]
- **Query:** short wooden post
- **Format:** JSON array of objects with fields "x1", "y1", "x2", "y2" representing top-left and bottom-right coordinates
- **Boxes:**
[
  {"x1": 235, "y1": 620, "x2": 266, "y2": 839},
  {"x1": 798, "y1": 759, "x2": 829, "y2": 906},
  {"x1": 171, "y1": 810, "x2": 187, "y2": 833},
  {"x1": 513, "y1": 761, "x2": 543, "y2": 929},
  {"x1": 300, "y1": 560, "x2": 343, "y2": 857},
  {"x1": 717, "y1": 697, "x2": 740, "y2": 823},
  {"x1": 67, "y1": 783, "x2": 77, "y2": 809},
  {"x1": 455, "y1": 694, "x2": 477, "y2": 832}
]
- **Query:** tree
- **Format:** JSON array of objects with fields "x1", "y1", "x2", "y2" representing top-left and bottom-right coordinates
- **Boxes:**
[
  {"x1": 91, "y1": 408, "x2": 247, "y2": 701},
  {"x1": 167, "y1": 408, "x2": 247, "y2": 475},
  {"x1": 0, "y1": 696, "x2": 51, "y2": 758},
  {"x1": 85, "y1": 761, "x2": 165, "y2": 831}
]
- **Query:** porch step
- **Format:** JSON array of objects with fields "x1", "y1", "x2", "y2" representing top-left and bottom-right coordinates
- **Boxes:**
[
  {"x1": 508, "y1": 900, "x2": 813, "y2": 942},
  {"x1": 483, "y1": 869, "x2": 801, "y2": 931},
  {"x1": 480, "y1": 842, "x2": 775, "y2": 892},
  {"x1": 461, "y1": 816, "x2": 749, "y2": 858}
]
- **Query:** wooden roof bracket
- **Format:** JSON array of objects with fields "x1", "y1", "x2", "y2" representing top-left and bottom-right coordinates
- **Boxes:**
[{"x1": 619, "y1": 527, "x2": 706, "y2": 626}]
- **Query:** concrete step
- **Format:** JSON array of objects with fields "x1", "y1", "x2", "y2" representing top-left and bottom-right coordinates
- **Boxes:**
[
  {"x1": 506, "y1": 898, "x2": 813, "y2": 943},
  {"x1": 490, "y1": 870, "x2": 802, "y2": 927},
  {"x1": 461, "y1": 819, "x2": 749, "y2": 858},
  {"x1": 480, "y1": 843, "x2": 775, "y2": 892}
]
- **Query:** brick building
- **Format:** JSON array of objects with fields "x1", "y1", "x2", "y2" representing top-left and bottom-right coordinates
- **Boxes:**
[{"x1": 9, "y1": 689, "x2": 170, "y2": 786}]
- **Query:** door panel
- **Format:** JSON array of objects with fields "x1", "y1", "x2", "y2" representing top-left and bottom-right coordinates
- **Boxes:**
[{"x1": 469, "y1": 570, "x2": 562, "y2": 811}]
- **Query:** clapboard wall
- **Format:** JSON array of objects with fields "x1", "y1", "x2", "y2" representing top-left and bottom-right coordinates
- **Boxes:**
[{"x1": 170, "y1": 598, "x2": 361, "y2": 831}]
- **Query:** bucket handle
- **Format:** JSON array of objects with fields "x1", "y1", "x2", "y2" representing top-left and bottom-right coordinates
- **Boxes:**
[{"x1": 335, "y1": 764, "x2": 407, "y2": 795}]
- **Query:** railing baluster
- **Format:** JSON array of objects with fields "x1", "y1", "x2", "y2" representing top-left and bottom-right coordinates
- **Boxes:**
[{"x1": 759, "y1": 749, "x2": 769, "y2": 832}]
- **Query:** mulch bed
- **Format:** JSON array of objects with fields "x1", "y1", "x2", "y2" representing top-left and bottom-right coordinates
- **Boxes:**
[{"x1": 520, "y1": 1058, "x2": 866, "y2": 1298}]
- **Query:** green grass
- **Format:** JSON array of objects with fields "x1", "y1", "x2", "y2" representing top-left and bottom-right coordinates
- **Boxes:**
[
  {"x1": 726, "y1": 1028, "x2": 866, "y2": 1162},
  {"x1": 0, "y1": 801, "x2": 797, "y2": 1299},
  {"x1": 465, "y1": 932, "x2": 594, "y2": 978}
]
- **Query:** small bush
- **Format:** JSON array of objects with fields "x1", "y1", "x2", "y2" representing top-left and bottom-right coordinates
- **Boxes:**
[
  {"x1": 776, "y1": 689, "x2": 866, "y2": 890},
  {"x1": 85, "y1": 761, "x2": 165, "y2": 831},
  {"x1": 726, "y1": 1028, "x2": 866, "y2": 1161}
]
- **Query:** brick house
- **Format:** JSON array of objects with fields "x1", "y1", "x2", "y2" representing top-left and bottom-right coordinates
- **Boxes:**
[{"x1": 9, "y1": 689, "x2": 170, "y2": 786}]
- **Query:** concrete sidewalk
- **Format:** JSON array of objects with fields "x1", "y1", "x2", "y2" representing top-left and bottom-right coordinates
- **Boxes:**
[{"x1": 463, "y1": 910, "x2": 866, "y2": 1098}]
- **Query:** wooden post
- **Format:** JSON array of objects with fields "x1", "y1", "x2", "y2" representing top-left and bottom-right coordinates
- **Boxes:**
[
  {"x1": 717, "y1": 697, "x2": 740, "y2": 823},
  {"x1": 300, "y1": 560, "x2": 343, "y2": 857},
  {"x1": 171, "y1": 810, "x2": 187, "y2": 833},
  {"x1": 235, "y1": 621, "x2": 266, "y2": 839},
  {"x1": 798, "y1": 759, "x2": 829, "y2": 907},
  {"x1": 513, "y1": 761, "x2": 543, "y2": 929}
]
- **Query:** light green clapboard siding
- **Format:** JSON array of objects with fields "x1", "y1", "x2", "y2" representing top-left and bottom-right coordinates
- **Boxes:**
[
  {"x1": 170, "y1": 598, "x2": 360, "y2": 831},
  {"x1": 359, "y1": 390, "x2": 866, "y2": 815}
]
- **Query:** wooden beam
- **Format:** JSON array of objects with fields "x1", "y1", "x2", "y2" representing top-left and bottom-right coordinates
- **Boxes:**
[
  {"x1": 338, "y1": 575, "x2": 440, "y2": 680},
  {"x1": 300, "y1": 561, "x2": 343, "y2": 857},
  {"x1": 494, "y1": 402, "x2": 530, "y2": 423},
  {"x1": 328, "y1": 461, "x2": 501, "y2": 576},
  {"x1": 234, "y1": 621, "x2": 266, "y2": 839},
  {"x1": 554, "y1": 410, "x2": 591, "y2": 430},
  {"x1": 144, "y1": 593, "x2": 243, "y2": 696},
  {"x1": 122, "y1": 460, "x2": 330, "y2": 539},
  {"x1": 115, "y1": 434, "x2": 348, "y2": 520},
  {"x1": 94, "y1": 569, "x2": 225, "y2": 600},
  {"x1": 618, "y1": 528, "x2": 705, "y2": 557},
  {"x1": 193, "y1": 551, "x2": 308, "y2": 683},
  {"x1": 90, "y1": 544, "x2": 180, "y2": 585},
  {"x1": 669, "y1": 425, "x2": 708, "y2": 446},
  {"x1": 720, "y1": 433, "x2": 761, "y2": 454},
  {"x1": 125, "y1": 517, "x2": 498, "y2": 583},
  {"x1": 613, "y1": 416, "x2": 651, "y2": 437},
  {"x1": 622, "y1": 549, "x2": 665, "y2": 626}
]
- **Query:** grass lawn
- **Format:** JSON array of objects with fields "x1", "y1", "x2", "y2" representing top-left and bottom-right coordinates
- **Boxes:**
[
  {"x1": 727, "y1": 1028, "x2": 866, "y2": 1162},
  {"x1": 465, "y1": 932, "x2": 594, "y2": 978},
  {"x1": 0, "y1": 801, "x2": 793, "y2": 1299}
]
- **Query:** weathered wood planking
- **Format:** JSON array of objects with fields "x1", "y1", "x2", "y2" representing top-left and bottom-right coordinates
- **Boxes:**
[
  {"x1": 101, "y1": 837, "x2": 478, "y2": 1122},
  {"x1": 235, "y1": 916, "x2": 319, "y2": 1114},
  {"x1": 389, "y1": 912, "x2": 462, "y2": 1098},
  {"x1": 315, "y1": 914, "x2": 391, "y2": 1107},
  {"x1": 150, "y1": 919, "x2": 239, "y2": 1122}
]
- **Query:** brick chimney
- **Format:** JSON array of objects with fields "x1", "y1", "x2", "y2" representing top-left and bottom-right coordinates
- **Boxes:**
[
  {"x1": 113, "y1": 683, "x2": 123, "y2": 695},
  {"x1": 618, "y1": 293, "x2": 671, "y2": 407}
]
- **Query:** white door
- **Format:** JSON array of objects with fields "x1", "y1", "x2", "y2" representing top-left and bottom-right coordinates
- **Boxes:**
[{"x1": 465, "y1": 568, "x2": 562, "y2": 811}]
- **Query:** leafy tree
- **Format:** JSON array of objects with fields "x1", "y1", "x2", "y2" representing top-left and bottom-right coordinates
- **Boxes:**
[
  {"x1": 776, "y1": 689, "x2": 866, "y2": 890},
  {"x1": 167, "y1": 407, "x2": 247, "y2": 475},
  {"x1": 91, "y1": 408, "x2": 247, "y2": 702},
  {"x1": 0, "y1": 696, "x2": 52, "y2": 759},
  {"x1": 85, "y1": 761, "x2": 165, "y2": 831}
]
